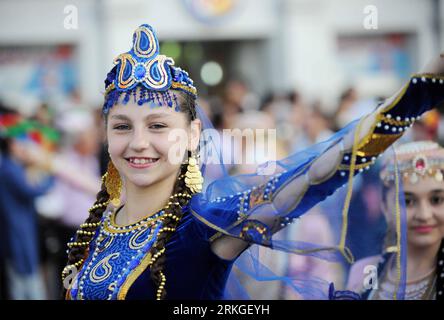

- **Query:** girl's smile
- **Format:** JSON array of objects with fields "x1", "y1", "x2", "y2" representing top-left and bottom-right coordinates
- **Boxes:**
[{"x1": 125, "y1": 157, "x2": 160, "y2": 169}]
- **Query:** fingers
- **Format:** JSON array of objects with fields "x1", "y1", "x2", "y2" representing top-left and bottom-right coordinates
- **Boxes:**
[{"x1": 419, "y1": 54, "x2": 444, "y2": 75}]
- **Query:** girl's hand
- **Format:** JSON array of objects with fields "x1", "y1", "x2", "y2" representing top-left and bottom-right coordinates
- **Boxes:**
[
  {"x1": 419, "y1": 52, "x2": 444, "y2": 75},
  {"x1": 25, "y1": 146, "x2": 53, "y2": 172}
]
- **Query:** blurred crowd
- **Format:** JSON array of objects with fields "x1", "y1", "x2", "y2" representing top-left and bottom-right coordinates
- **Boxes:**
[{"x1": 0, "y1": 78, "x2": 443, "y2": 300}]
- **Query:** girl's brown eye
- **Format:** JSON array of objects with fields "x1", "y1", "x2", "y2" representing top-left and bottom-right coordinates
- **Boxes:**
[
  {"x1": 404, "y1": 195, "x2": 416, "y2": 207},
  {"x1": 149, "y1": 123, "x2": 167, "y2": 130},
  {"x1": 113, "y1": 124, "x2": 131, "y2": 130},
  {"x1": 430, "y1": 195, "x2": 444, "y2": 206}
]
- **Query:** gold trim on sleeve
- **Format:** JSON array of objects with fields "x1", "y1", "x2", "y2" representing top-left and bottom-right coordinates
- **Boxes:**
[{"x1": 356, "y1": 133, "x2": 403, "y2": 158}]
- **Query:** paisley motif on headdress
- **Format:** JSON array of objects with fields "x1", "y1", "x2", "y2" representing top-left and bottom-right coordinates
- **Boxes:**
[{"x1": 103, "y1": 24, "x2": 197, "y2": 114}]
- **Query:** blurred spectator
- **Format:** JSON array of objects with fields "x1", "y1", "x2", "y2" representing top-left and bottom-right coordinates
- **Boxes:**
[
  {"x1": 228, "y1": 109, "x2": 288, "y2": 299},
  {"x1": 259, "y1": 92, "x2": 292, "y2": 132},
  {"x1": 334, "y1": 87, "x2": 378, "y2": 130},
  {"x1": 92, "y1": 107, "x2": 109, "y2": 176},
  {"x1": 287, "y1": 90, "x2": 311, "y2": 153},
  {"x1": 0, "y1": 113, "x2": 54, "y2": 299},
  {"x1": 221, "y1": 78, "x2": 259, "y2": 129},
  {"x1": 282, "y1": 208, "x2": 344, "y2": 299},
  {"x1": 304, "y1": 102, "x2": 334, "y2": 144},
  {"x1": 39, "y1": 108, "x2": 101, "y2": 297},
  {"x1": 31, "y1": 103, "x2": 54, "y2": 127},
  {"x1": 335, "y1": 88, "x2": 359, "y2": 129},
  {"x1": 230, "y1": 110, "x2": 287, "y2": 175}
]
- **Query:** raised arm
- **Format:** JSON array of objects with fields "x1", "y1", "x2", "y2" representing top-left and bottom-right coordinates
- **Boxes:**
[{"x1": 203, "y1": 55, "x2": 444, "y2": 261}]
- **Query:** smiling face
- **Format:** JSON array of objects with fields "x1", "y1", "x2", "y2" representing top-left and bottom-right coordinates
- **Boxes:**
[
  {"x1": 384, "y1": 175, "x2": 444, "y2": 249},
  {"x1": 106, "y1": 91, "x2": 201, "y2": 191},
  {"x1": 403, "y1": 176, "x2": 444, "y2": 248}
]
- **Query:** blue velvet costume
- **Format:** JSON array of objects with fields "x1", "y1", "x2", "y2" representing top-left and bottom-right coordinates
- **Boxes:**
[
  {"x1": 65, "y1": 24, "x2": 444, "y2": 300},
  {"x1": 69, "y1": 205, "x2": 234, "y2": 300},
  {"x1": 69, "y1": 172, "x2": 288, "y2": 300}
]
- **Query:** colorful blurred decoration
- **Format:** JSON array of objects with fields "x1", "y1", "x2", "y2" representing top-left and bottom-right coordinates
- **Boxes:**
[
  {"x1": 337, "y1": 33, "x2": 414, "y2": 79},
  {"x1": 25, "y1": 45, "x2": 77, "y2": 99},
  {"x1": 336, "y1": 33, "x2": 415, "y2": 97},
  {"x1": 181, "y1": 0, "x2": 244, "y2": 25},
  {"x1": 0, "y1": 45, "x2": 78, "y2": 114},
  {"x1": 0, "y1": 113, "x2": 60, "y2": 151}
]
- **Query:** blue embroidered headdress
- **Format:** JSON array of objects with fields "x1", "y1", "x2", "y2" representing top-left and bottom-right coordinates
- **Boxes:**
[{"x1": 103, "y1": 24, "x2": 197, "y2": 114}]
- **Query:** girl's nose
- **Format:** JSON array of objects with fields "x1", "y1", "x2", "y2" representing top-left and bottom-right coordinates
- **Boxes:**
[
  {"x1": 414, "y1": 200, "x2": 434, "y2": 222},
  {"x1": 129, "y1": 128, "x2": 150, "y2": 151}
]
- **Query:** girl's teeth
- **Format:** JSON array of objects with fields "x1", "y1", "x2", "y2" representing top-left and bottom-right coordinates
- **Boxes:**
[{"x1": 130, "y1": 158, "x2": 155, "y2": 164}]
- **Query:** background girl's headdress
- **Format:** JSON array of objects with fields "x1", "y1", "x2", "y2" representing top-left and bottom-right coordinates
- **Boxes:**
[
  {"x1": 0, "y1": 113, "x2": 59, "y2": 151},
  {"x1": 103, "y1": 24, "x2": 197, "y2": 114},
  {"x1": 380, "y1": 140, "x2": 444, "y2": 185}
]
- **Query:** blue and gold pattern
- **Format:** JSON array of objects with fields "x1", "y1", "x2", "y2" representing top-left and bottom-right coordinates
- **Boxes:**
[
  {"x1": 69, "y1": 209, "x2": 165, "y2": 300},
  {"x1": 239, "y1": 219, "x2": 272, "y2": 245},
  {"x1": 203, "y1": 173, "x2": 289, "y2": 243},
  {"x1": 103, "y1": 24, "x2": 197, "y2": 114},
  {"x1": 337, "y1": 74, "x2": 444, "y2": 179}
]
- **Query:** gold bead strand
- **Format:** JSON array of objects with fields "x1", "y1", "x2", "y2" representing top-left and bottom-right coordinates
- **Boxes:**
[
  {"x1": 169, "y1": 192, "x2": 192, "y2": 200},
  {"x1": 67, "y1": 241, "x2": 90, "y2": 248},
  {"x1": 158, "y1": 227, "x2": 176, "y2": 235},
  {"x1": 164, "y1": 213, "x2": 181, "y2": 222},
  {"x1": 88, "y1": 201, "x2": 109, "y2": 213},
  {"x1": 80, "y1": 222, "x2": 101, "y2": 229},
  {"x1": 156, "y1": 271, "x2": 166, "y2": 300},
  {"x1": 150, "y1": 248, "x2": 166, "y2": 265},
  {"x1": 149, "y1": 247, "x2": 166, "y2": 299},
  {"x1": 163, "y1": 202, "x2": 181, "y2": 210},
  {"x1": 76, "y1": 230, "x2": 95, "y2": 236}
]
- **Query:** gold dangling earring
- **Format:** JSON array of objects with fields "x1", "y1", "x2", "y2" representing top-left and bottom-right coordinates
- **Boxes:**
[
  {"x1": 105, "y1": 161, "x2": 122, "y2": 207},
  {"x1": 184, "y1": 152, "x2": 203, "y2": 194}
]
